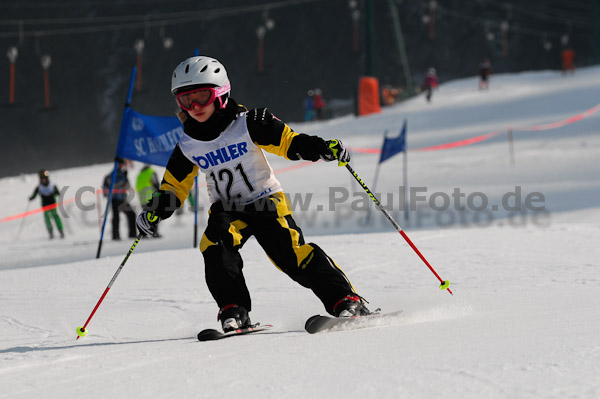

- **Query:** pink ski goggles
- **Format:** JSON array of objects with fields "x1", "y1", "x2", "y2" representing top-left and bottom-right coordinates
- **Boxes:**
[{"x1": 175, "y1": 84, "x2": 230, "y2": 110}]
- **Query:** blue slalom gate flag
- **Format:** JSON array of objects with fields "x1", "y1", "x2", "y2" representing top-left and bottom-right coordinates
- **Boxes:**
[
  {"x1": 116, "y1": 107, "x2": 184, "y2": 167},
  {"x1": 379, "y1": 119, "x2": 407, "y2": 163}
]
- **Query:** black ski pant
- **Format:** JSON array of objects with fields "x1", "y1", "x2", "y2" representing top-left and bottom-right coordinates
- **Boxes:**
[
  {"x1": 111, "y1": 198, "x2": 136, "y2": 239},
  {"x1": 200, "y1": 192, "x2": 357, "y2": 315}
]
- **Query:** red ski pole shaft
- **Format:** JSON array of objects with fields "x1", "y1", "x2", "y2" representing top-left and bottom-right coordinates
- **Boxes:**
[
  {"x1": 345, "y1": 164, "x2": 453, "y2": 295},
  {"x1": 77, "y1": 234, "x2": 142, "y2": 339}
]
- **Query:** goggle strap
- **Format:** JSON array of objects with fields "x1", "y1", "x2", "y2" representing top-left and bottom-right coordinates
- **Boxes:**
[{"x1": 214, "y1": 83, "x2": 231, "y2": 97}]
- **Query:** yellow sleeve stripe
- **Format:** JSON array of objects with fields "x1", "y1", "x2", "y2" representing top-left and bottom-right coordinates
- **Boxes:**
[
  {"x1": 160, "y1": 166, "x2": 199, "y2": 205},
  {"x1": 199, "y1": 234, "x2": 216, "y2": 253},
  {"x1": 257, "y1": 124, "x2": 298, "y2": 160}
]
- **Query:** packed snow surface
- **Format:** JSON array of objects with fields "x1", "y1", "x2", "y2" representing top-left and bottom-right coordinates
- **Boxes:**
[{"x1": 1, "y1": 67, "x2": 599, "y2": 398}]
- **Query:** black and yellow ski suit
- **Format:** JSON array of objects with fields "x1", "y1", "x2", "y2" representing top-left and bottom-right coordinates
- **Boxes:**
[{"x1": 148, "y1": 99, "x2": 357, "y2": 315}]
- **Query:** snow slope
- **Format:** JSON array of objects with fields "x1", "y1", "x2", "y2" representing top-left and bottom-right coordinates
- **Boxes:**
[{"x1": 1, "y1": 66, "x2": 600, "y2": 399}]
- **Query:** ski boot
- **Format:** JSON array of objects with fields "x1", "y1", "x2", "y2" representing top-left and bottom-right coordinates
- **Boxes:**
[
  {"x1": 218, "y1": 304, "x2": 251, "y2": 333},
  {"x1": 333, "y1": 295, "x2": 371, "y2": 317}
]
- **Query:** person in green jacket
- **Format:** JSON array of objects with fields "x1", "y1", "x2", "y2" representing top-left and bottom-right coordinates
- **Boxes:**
[
  {"x1": 136, "y1": 164, "x2": 161, "y2": 237},
  {"x1": 29, "y1": 169, "x2": 64, "y2": 239}
]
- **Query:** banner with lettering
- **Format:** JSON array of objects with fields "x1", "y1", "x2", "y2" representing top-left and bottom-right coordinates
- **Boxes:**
[{"x1": 116, "y1": 107, "x2": 183, "y2": 166}]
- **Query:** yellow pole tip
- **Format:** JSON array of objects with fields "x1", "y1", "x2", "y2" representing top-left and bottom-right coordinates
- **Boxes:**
[
  {"x1": 76, "y1": 326, "x2": 88, "y2": 337},
  {"x1": 440, "y1": 280, "x2": 450, "y2": 290}
]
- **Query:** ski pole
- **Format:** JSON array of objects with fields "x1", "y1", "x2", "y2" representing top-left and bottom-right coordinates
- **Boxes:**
[
  {"x1": 76, "y1": 234, "x2": 142, "y2": 339},
  {"x1": 14, "y1": 201, "x2": 31, "y2": 241},
  {"x1": 345, "y1": 163, "x2": 453, "y2": 295}
]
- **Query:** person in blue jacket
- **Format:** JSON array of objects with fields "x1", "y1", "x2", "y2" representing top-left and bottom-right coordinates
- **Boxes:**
[{"x1": 103, "y1": 158, "x2": 136, "y2": 240}]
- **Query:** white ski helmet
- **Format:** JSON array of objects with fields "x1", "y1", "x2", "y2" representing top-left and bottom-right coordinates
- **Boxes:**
[{"x1": 171, "y1": 56, "x2": 230, "y2": 95}]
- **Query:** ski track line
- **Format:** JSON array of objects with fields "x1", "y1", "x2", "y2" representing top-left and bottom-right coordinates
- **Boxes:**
[{"x1": 0, "y1": 315, "x2": 53, "y2": 337}]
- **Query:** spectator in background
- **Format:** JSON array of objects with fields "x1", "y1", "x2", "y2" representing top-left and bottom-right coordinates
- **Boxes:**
[
  {"x1": 478, "y1": 58, "x2": 492, "y2": 90},
  {"x1": 29, "y1": 169, "x2": 64, "y2": 239},
  {"x1": 303, "y1": 90, "x2": 315, "y2": 121},
  {"x1": 313, "y1": 88, "x2": 325, "y2": 120},
  {"x1": 103, "y1": 157, "x2": 136, "y2": 240},
  {"x1": 421, "y1": 67, "x2": 438, "y2": 103},
  {"x1": 382, "y1": 85, "x2": 401, "y2": 106},
  {"x1": 136, "y1": 164, "x2": 161, "y2": 237},
  {"x1": 561, "y1": 48, "x2": 575, "y2": 76}
]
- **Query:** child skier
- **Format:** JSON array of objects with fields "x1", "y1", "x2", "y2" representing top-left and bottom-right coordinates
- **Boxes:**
[
  {"x1": 136, "y1": 56, "x2": 371, "y2": 332},
  {"x1": 29, "y1": 169, "x2": 64, "y2": 239}
]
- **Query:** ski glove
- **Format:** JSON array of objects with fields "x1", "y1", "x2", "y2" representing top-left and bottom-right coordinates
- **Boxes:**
[
  {"x1": 136, "y1": 210, "x2": 161, "y2": 237},
  {"x1": 322, "y1": 139, "x2": 351, "y2": 166}
]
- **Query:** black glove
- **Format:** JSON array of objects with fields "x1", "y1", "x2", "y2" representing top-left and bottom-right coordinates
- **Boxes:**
[
  {"x1": 136, "y1": 210, "x2": 161, "y2": 237},
  {"x1": 322, "y1": 139, "x2": 350, "y2": 166}
]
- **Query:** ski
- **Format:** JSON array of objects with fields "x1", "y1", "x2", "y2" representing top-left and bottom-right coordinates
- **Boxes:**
[
  {"x1": 197, "y1": 323, "x2": 273, "y2": 341},
  {"x1": 305, "y1": 311, "x2": 403, "y2": 334}
]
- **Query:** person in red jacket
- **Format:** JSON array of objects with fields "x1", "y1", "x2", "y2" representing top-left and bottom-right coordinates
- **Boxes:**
[
  {"x1": 421, "y1": 67, "x2": 438, "y2": 102},
  {"x1": 313, "y1": 88, "x2": 325, "y2": 120},
  {"x1": 561, "y1": 48, "x2": 575, "y2": 76}
]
